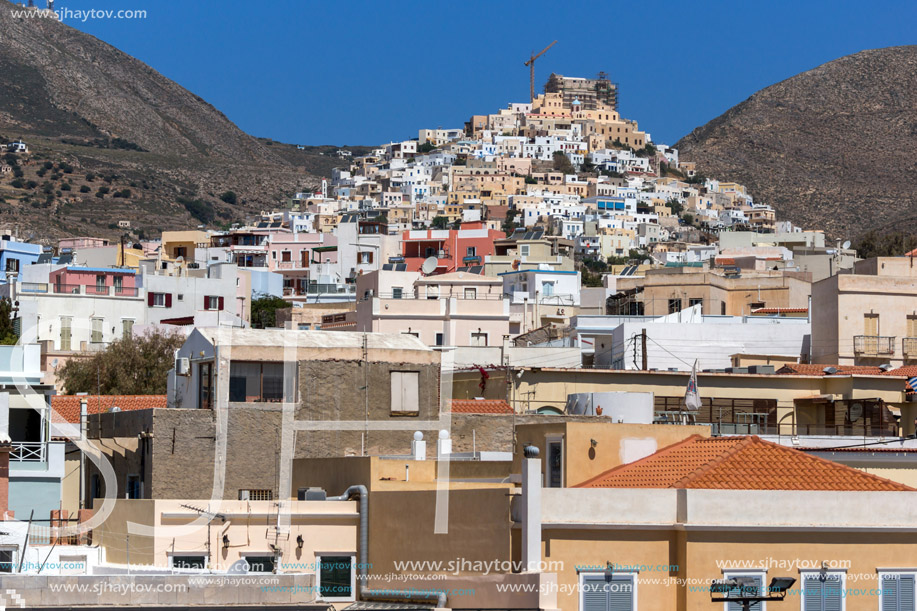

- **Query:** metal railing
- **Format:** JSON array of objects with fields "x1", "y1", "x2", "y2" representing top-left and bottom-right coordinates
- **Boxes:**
[
  {"x1": 854, "y1": 335, "x2": 895, "y2": 356},
  {"x1": 369, "y1": 292, "x2": 505, "y2": 301},
  {"x1": 115, "y1": 286, "x2": 140, "y2": 297},
  {"x1": 904, "y1": 337, "x2": 917, "y2": 359},
  {"x1": 11, "y1": 441, "x2": 46, "y2": 462},
  {"x1": 52, "y1": 283, "x2": 82, "y2": 295},
  {"x1": 306, "y1": 284, "x2": 356, "y2": 295},
  {"x1": 85, "y1": 285, "x2": 109, "y2": 296}
]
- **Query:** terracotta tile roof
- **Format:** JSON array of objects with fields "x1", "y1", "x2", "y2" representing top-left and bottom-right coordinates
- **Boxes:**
[
  {"x1": 883, "y1": 366, "x2": 917, "y2": 377},
  {"x1": 50, "y1": 395, "x2": 167, "y2": 424},
  {"x1": 776, "y1": 364, "x2": 883, "y2": 376},
  {"x1": 449, "y1": 399, "x2": 513, "y2": 414},
  {"x1": 576, "y1": 435, "x2": 914, "y2": 491}
]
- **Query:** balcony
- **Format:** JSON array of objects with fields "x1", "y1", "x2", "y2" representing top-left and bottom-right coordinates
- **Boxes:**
[
  {"x1": 854, "y1": 335, "x2": 896, "y2": 356},
  {"x1": 904, "y1": 337, "x2": 917, "y2": 360},
  {"x1": 11, "y1": 441, "x2": 46, "y2": 462}
]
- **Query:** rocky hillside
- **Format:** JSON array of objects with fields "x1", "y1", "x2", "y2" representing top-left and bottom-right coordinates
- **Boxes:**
[
  {"x1": 676, "y1": 46, "x2": 917, "y2": 239},
  {"x1": 0, "y1": 1, "x2": 342, "y2": 242}
]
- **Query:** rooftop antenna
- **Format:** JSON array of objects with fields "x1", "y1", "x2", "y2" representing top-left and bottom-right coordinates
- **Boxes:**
[{"x1": 524, "y1": 40, "x2": 557, "y2": 103}]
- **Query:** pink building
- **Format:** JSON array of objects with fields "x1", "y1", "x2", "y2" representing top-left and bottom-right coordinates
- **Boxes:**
[
  {"x1": 51, "y1": 266, "x2": 138, "y2": 296},
  {"x1": 58, "y1": 237, "x2": 109, "y2": 251}
]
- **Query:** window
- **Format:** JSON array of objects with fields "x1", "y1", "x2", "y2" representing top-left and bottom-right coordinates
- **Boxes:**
[
  {"x1": 908, "y1": 316, "x2": 917, "y2": 339},
  {"x1": 126, "y1": 474, "x2": 142, "y2": 499},
  {"x1": 239, "y1": 489, "x2": 273, "y2": 501},
  {"x1": 204, "y1": 295, "x2": 224, "y2": 311},
  {"x1": 91, "y1": 318, "x2": 103, "y2": 344},
  {"x1": 175, "y1": 246, "x2": 187, "y2": 258},
  {"x1": 95, "y1": 275, "x2": 107, "y2": 291},
  {"x1": 392, "y1": 287, "x2": 403, "y2": 299},
  {"x1": 435, "y1": 333, "x2": 444, "y2": 347},
  {"x1": 229, "y1": 361, "x2": 289, "y2": 403},
  {"x1": 542, "y1": 281, "x2": 555, "y2": 297},
  {"x1": 281, "y1": 251, "x2": 292, "y2": 263},
  {"x1": 149, "y1": 292, "x2": 171, "y2": 308},
  {"x1": 466, "y1": 246, "x2": 477, "y2": 257},
  {"x1": 199, "y1": 362, "x2": 213, "y2": 410},
  {"x1": 0, "y1": 548, "x2": 16, "y2": 573},
  {"x1": 520, "y1": 244, "x2": 530, "y2": 257},
  {"x1": 864, "y1": 313, "x2": 879, "y2": 336},
  {"x1": 668, "y1": 298, "x2": 682, "y2": 314},
  {"x1": 464, "y1": 287, "x2": 477, "y2": 299},
  {"x1": 689, "y1": 298, "x2": 703, "y2": 308},
  {"x1": 390, "y1": 371, "x2": 419, "y2": 415},
  {"x1": 880, "y1": 573, "x2": 915, "y2": 611},
  {"x1": 316, "y1": 555, "x2": 355, "y2": 601},
  {"x1": 721, "y1": 572, "x2": 766, "y2": 611},
  {"x1": 243, "y1": 555, "x2": 276, "y2": 574},
  {"x1": 425, "y1": 247, "x2": 436, "y2": 258},
  {"x1": 114, "y1": 276, "x2": 123, "y2": 292},
  {"x1": 171, "y1": 555, "x2": 207, "y2": 570},
  {"x1": 800, "y1": 572, "x2": 844, "y2": 611},
  {"x1": 580, "y1": 572, "x2": 635, "y2": 611},
  {"x1": 177, "y1": 294, "x2": 184, "y2": 301},
  {"x1": 471, "y1": 332, "x2": 488, "y2": 347},
  {"x1": 546, "y1": 437, "x2": 563, "y2": 488},
  {"x1": 358, "y1": 251, "x2": 374, "y2": 264},
  {"x1": 750, "y1": 301, "x2": 765, "y2": 310},
  {"x1": 60, "y1": 317, "x2": 72, "y2": 351},
  {"x1": 122, "y1": 319, "x2": 134, "y2": 339},
  {"x1": 5, "y1": 258, "x2": 19, "y2": 273}
]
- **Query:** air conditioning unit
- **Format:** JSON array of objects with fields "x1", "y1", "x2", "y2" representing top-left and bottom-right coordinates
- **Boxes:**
[
  {"x1": 175, "y1": 357, "x2": 190, "y2": 376},
  {"x1": 239, "y1": 490, "x2": 250, "y2": 501}
]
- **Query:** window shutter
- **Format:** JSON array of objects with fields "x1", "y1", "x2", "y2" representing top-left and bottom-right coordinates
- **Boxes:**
[
  {"x1": 901, "y1": 575, "x2": 915, "y2": 611},
  {"x1": 727, "y1": 575, "x2": 763, "y2": 611},
  {"x1": 823, "y1": 575, "x2": 842, "y2": 611},
  {"x1": 165, "y1": 293, "x2": 172, "y2": 308},
  {"x1": 803, "y1": 577, "x2": 823, "y2": 611},
  {"x1": 204, "y1": 296, "x2": 208, "y2": 310},
  {"x1": 882, "y1": 576, "x2": 899, "y2": 611},
  {"x1": 581, "y1": 575, "x2": 606, "y2": 611},
  {"x1": 148, "y1": 292, "x2": 155, "y2": 306},
  {"x1": 218, "y1": 296, "x2": 224, "y2": 311},
  {"x1": 607, "y1": 575, "x2": 634, "y2": 611}
]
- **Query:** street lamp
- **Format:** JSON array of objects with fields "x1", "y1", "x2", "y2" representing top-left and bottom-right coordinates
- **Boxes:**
[{"x1": 710, "y1": 576, "x2": 796, "y2": 610}]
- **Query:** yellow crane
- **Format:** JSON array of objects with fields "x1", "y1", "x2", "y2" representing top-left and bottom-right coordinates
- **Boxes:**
[{"x1": 524, "y1": 40, "x2": 557, "y2": 103}]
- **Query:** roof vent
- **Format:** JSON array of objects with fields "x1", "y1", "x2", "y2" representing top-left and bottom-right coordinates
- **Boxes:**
[
  {"x1": 523, "y1": 445, "x2": 540, "y2": 459},
  {"x1": 879, "y1": 363, "x2": 893, "y2": 372},
  {"x1": 823, "y1": 367, "x2": 838, "y2": 375}
]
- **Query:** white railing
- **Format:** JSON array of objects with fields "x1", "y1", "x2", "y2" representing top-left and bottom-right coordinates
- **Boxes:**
[{"x1": 11, "y1": 441, "x2": 45, "y2": 462}]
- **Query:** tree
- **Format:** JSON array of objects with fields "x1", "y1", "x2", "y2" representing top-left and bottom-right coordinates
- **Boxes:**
[
  {"x1": 552, "y1": 151, "x2": 575, "y2": 175},
  {"x1": 666, "y1": 197, "x2": 684, "y2": 216},
  {"x1": 502, "y1": 208, "x2": 520, "y2": 234},
  {"x1": 0, "y1": 299, "x2": 18, "y2": 345},
  {"x1": 57, "y1": 328, "x2": 184, "y2": 395},
  {"x1": 431, "y1": 216, "x2": 449, "y2": 229},
  {"x1": 219, "y1": 191, "x2": 238, "y2": 205},
  {"x1": 251, "y1": 294, "x2": 291, "y2": 329},
  {"x1": 417, "y1": 142, "x2": 436, "y2": 154}
]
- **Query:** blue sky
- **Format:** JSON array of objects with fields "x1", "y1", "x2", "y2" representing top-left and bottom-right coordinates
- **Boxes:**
[{"x1": 58, "y1": 0, "x2": 917, "y2": 147}]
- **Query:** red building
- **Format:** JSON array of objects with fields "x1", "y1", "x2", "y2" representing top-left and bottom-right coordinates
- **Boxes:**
[{"x1": 400, "y1": 223, "x2": 504, "y2": 273}]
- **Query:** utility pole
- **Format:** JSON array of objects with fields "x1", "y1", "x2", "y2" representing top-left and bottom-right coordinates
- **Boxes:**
[{"x1": 641, "y1": 329, "x2": 648, "y2": 371}]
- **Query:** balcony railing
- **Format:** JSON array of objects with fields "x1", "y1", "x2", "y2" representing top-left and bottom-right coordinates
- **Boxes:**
[
  {"x1": 20, "y1": 282, "x2": 48, "y2": 293},
  {"x1": 854, "y1": 335, "x2": 896, "y2": 356},
  {"x1": 52, "y1": 283, "x2": 82, "y2": 295},
  {"x1": 904, "y1": 337, "x2": 917, "y2": 359},
  {"x1": 11, "y1": 441, "x2": 46, "y2": 462}
]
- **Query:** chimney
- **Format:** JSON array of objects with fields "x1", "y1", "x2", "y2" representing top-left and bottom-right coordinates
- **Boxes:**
[
  {"x1": 521, "y1": 445, "x2": 542, "y2": 572},
  {"x1": 411, "y1": 431, "x2": 426, "y2": 461}
]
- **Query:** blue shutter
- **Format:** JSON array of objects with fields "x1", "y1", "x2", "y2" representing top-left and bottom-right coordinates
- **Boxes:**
[
  {"x1": 901, "y1": 575, "x2": 915, "y2": 611},
  {"x1": 607, "y1": 575, "x2": 634, "y2": 611},
  {"x1": 581, "y1": 575, "x2": 606, "y2": 611},
  {"x1": 727, "y1": 575, "x2": 763, "y2": 611},
  {"x1": 823, "y1": 575, "x2": 842, "y2": 611},
  {"x1": 804, "y1": 576, "x2": 824, "y2": 611},
  {"x1": 882, "y1": 575, "x2": 899, "y2": 611}
]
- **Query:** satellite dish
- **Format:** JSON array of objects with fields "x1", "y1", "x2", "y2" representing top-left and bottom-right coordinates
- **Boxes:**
[
  {"x1": 643, "y1": 259, "x2": 652, "y2": 265},
  {"x1": 421, "y1": 256, "x2": 437, "y2": 275},
  {"x1": 842, "y1": 240, "x2": 851, "y2": 250}
]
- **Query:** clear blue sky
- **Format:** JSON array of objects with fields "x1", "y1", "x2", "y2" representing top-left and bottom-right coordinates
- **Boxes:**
[{"x1": 60, "y1": 0, "x2": 916, "y2": 147}]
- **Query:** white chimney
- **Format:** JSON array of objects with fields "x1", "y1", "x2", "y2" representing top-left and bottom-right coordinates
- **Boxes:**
[
  {"x1": 521, "y1": 445, "x2": 542, "y2": 572},
  {"x1": 437, "y1": 429, "x2": 451, "y2": 459},
  {"x1": 411, "y1": 431, "x2": 426, "y2": 461}
]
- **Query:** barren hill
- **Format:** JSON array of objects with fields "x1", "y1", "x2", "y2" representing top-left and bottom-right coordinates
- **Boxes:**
[{"x1": 676, "y1": 46, "x2": 917, "y2": 239}]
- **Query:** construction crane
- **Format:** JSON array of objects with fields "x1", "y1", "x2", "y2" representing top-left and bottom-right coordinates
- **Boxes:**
[{"x1": 524, "y1": 40, "x2": 557, "y2": 103}]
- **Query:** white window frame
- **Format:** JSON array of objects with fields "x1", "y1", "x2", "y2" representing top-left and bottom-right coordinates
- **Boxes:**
[
  {"x1": 721, "y1": 569, "x2": 767, "y2": 611},
  {"x1": 545, "y1": 435, "x2": 564, "y2": 488},
  {"x1": 152, "y1": 292, "x2": 166, "y2": 307},
  {"x1": 168, "y1": 552, "x2": 209, "y2": 571},
  {"x1": 798, "y1": 570, "x2": 846, "y2": 611},
  {"x1": 0, "y1": 546, "x2": 17, "y2": 574},
  {"x1": 315, "y1": 553, "x2": 357, "y2": 602},
  {"x1": 877, "y1": 570, "x2": 917, "y2": 611},
  {"x1": 205, "y1": 295, "x2": 220, "y2": 311},
  {"x1": 577, "y1": 571, "x2": 638, "y2": 611}
]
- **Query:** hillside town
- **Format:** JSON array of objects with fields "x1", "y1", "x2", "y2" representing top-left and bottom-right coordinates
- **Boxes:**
[{"x1": 2, "y1": 72, "x2": 917, "y2": 611}]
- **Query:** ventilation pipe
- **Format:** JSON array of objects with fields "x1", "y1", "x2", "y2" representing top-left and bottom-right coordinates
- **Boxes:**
[{"x1": 329, "y1": 485, "x2": 446, "y2": 607}]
